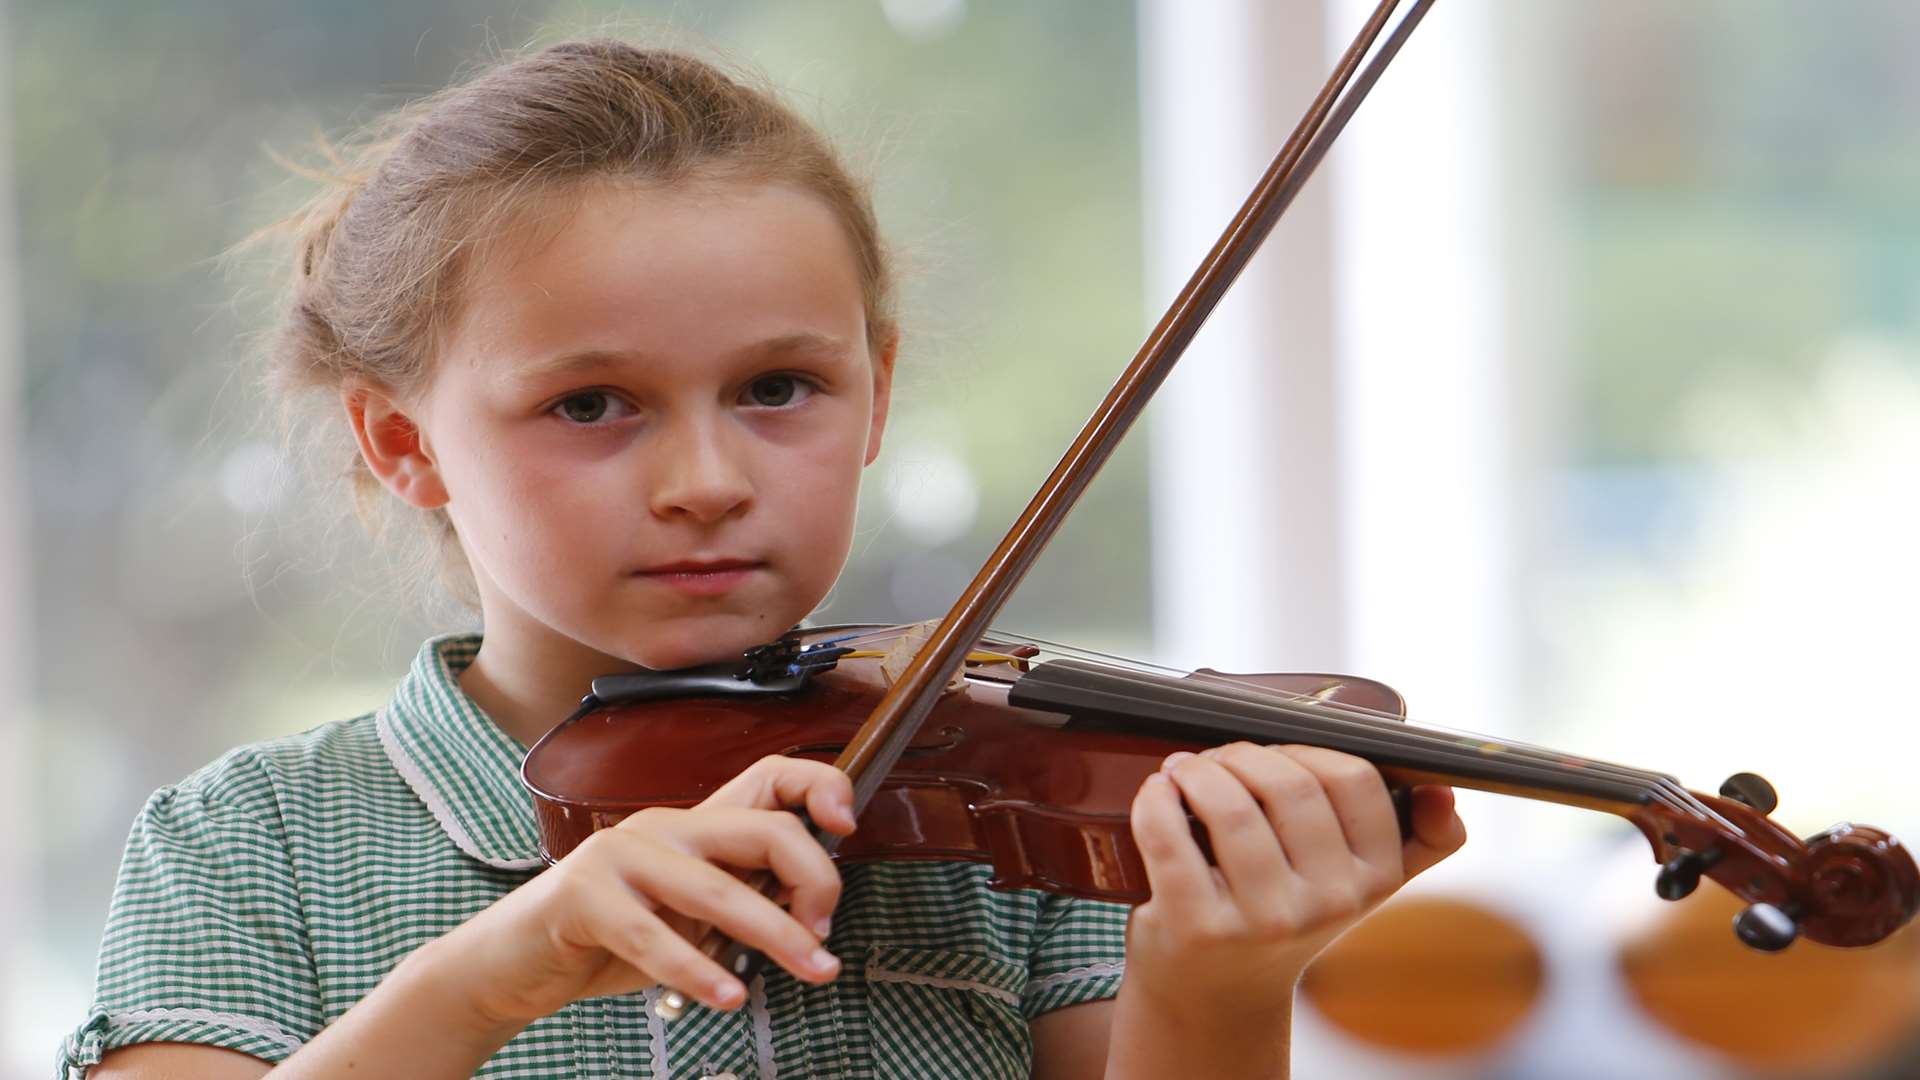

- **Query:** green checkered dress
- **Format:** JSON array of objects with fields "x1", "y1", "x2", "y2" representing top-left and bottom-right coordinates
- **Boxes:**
[{"x1": 62, "y1": 634, "x2": 1129, "y2": 1078}]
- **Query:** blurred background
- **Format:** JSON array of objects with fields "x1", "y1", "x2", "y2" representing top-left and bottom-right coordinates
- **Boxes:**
[{"x1": 3, "y1": 0, "x2": 1917, "y2": 1077}]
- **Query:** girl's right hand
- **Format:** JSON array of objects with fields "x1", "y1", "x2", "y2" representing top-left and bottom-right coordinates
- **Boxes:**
[{"x1": 416, "y1": 754, "x2": 856, "y2": 1031}]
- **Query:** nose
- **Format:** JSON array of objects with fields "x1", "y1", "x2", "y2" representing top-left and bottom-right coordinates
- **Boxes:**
[{"x1": 649, "y1": 415, "x2": 754, "y2": 524}]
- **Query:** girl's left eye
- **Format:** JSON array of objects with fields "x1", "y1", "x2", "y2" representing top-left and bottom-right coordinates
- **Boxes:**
[
  {"x1": 551, "y1": 391, "x2": 634, "y2": 425},
  {"x1": 741, "y1": 374, "x2": 815, "y2": 408}
]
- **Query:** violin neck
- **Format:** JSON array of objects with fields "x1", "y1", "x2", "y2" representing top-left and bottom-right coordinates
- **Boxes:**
[
  {"x1": 1373, "y1": 765, "x2": 1647, "y2": 817},
  {"x1": 1007, "y1": 660, "x2": 1662, "y2": 819}
]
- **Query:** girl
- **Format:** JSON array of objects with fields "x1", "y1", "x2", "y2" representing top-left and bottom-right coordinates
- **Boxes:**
[{"x1": 64, "y1": 39, "x2": 1465, "y2": 1080}]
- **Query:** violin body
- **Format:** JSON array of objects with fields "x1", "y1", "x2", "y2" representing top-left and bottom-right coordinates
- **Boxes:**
[{"x1": 523, "y1": 624, "x2": 1403, "y2": 903}]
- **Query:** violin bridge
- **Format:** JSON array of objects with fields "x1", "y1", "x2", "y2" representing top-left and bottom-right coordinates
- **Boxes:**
[{"x1": 877, "y1": 619, "x2": 971, "y2": 694}]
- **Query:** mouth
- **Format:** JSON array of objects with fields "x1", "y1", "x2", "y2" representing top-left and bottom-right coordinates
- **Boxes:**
[{"x1": 631, "y1": 558, "x2": 766, "y2": 597}]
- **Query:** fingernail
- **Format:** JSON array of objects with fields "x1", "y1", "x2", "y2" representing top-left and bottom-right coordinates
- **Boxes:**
[
  {"x1": 809, "y1": 948, "x2": 839, "y2": 975},
  {"x1": 710, "y1": 978, "x2": 743, "y2": 1007},
  {"x1": 1199, "y1": 746, "x2": 1222, "y2": 759},
  {"x1": 1144, "y1": 772, "x2": 1170, "y2": 787},
  {"x1": 1161, "y1": 751, "x2": 1194, "y2": 772},
  {"x1": 814, "y1": 916, "x2": 832, "y2": 938}
]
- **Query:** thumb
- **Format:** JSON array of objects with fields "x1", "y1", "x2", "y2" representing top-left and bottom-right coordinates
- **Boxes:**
[{"x1": 1402, "y1": 785, "x2": 1467, "y2": 879}]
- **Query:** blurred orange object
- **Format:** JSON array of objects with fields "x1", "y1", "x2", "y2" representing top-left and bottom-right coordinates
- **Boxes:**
[
  {"x1": 1619, "y1": 887, "x2": 1920, "y2": 1073},
  {"x1": 1300, "y1": 895, "x2": 1546, "y2": 1054}
]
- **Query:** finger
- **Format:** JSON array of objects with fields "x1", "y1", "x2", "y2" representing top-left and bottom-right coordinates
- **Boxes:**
[
  {"x1": 653, "y1": 808, "x2": 844, "y2": 940},
  {"x1": 1270, "y1": 745, "x2": 1403, "y2": 874},
  {"x1": 619, "y1": 836, "x2": 841, "y2": 986},
  {"x1": 580, "y1": 878, "x2": 747, "y2": 1011},
  {"x1": 1202, "y1": 743, "x2": 1358, "y2": 890},
  {"x1": 1402, "y1": 785, "x2": 1467, "y2": 878},
  {"x1": 1129, "y1": 769, "x2": 1221, "y2": 910},
  {"x1": 800, "y1": 772, "x2": 859, "y2": 838},
  {"x1": 1166, "y1": 752, "x2": 1294, "y2": 903},
  {"x1": 704, "y1": 755, "x2": 857, "y2": 836}
]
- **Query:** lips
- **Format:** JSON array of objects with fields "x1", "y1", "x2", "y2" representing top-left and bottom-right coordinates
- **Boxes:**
[
  {"x1": 636, "y1": 558, "x2": 762, "y2": 574},
  {"x1": 631, "y1": 557, "x2": 765, "y2": 597}
]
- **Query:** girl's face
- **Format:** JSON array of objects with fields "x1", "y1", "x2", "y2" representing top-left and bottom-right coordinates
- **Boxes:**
[{"x1": 415, "y1": 178, "x2": 893, "y2": 671}]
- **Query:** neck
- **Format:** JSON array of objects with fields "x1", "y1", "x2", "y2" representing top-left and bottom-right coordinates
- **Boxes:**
[{"x1": 459, "y1": 630, "x2": 639, "y2": 747}]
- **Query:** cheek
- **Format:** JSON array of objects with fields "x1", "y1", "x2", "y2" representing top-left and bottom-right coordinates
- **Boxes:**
[
  {"x1": 441, "y1": 429, "x2": 622, "y2": 572},
  {"x1": 776, "y1": 439, "x2": 867, "y2": 556}
]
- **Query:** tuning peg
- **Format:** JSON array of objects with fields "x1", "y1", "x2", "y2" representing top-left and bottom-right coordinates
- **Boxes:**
[
  {"x1": 1655, "y1": 848, "x2": 1719, "y2": 901},
  {"x1": 1733, "y1": 902, "x2": 1799, "y2": 951},
  {"x1": 1719, "y1": 772, "x2": 1778, "y2": 814}
]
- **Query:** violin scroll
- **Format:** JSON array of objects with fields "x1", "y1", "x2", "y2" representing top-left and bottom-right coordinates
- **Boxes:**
[
  {"x1": 1636, "y1": 788, "x2": 1920, "y2": 951},
  {"x1": 1794, "y1": 823, "x2": 1920, "y2": 947}
]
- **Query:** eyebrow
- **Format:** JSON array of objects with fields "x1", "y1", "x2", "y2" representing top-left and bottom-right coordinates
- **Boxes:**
[{"x1": 513, "y1": 332, "x2": 853, "y2": 383}]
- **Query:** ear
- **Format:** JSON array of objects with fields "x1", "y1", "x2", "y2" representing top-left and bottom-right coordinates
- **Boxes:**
[
  {"x1": 342, "y1": 380, "x2": 449, "y2": 510},
  {"x1": 863, "y1": 325, "x2": 899, "y2": 467}
]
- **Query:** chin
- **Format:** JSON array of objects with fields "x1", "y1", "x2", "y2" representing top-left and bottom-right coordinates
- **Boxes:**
[{"x1": 622, "y1": 613, "x2": 790, "y2": 671}]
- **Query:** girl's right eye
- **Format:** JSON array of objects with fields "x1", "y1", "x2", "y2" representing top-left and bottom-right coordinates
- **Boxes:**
[{"x1": 551, "y1": 391, "x2": 634, "y2": 426}]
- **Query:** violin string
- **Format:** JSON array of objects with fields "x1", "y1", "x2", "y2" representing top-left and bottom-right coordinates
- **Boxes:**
[
  {"x1": 1174, "y1": 660, "x2": 1717, "y2": 822},
  {"x1": 829, "y1": 621, "x2": 1668, "y2": 795},
  {"x1": 799, "y1": 625, "x2": 1722, "y2": 826},
  {"x1": 962, "y1": 626, "x2": 1708, "y2": 821},
  {"x1": 1039, "y1": 654, "x2": 1694, "y2": 815},
  {"x1": 1052, "y1": 638, "x2": 1743, "y2": 822},
  {"x1": 1019, "y1": 659, "x2": 1675, "y2": 809},
  {"x1": 1077, "y1": 649, "x2": 1723, "y2": 824},
  {"x1": 1659, "y1": 778, "x2": 1738, "y2": 833},
  {"x1": 991, "y1": 630, "x2": 1676, "y2": 787},
  {"x1": 1121, "y1": 665, "x2": 1720, "y2": 823}
]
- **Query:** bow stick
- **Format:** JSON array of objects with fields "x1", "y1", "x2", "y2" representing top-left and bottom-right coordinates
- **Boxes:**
[{"x1": 657, "y1": 0, "x2": 1437, "y2": 1018}]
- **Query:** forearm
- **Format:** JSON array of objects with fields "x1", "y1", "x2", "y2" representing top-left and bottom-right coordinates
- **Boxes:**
[
  {"x1": 270, "y1": 938, "x2": 527, "y2": 1077},
  {"x1": 1101, "y1": 977, "x2": 1290, "y2": 1080}
]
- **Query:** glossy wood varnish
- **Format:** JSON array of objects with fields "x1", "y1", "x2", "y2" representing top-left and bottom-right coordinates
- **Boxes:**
[{"x1": 524, "y1": 654, "x2": 1402, "y2": 902}]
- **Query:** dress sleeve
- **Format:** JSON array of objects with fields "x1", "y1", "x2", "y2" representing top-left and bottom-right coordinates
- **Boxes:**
[
  {"x1": 1020, "y1": 894, "x2": 1130, "y2": 1019},
  {"x1": 58, "y1": 773, "x2": 324, "y2": 1077}
]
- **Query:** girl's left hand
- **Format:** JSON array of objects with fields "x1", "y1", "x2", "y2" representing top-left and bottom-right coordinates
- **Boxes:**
[{"x1": 1122, "y1": 743, "x2": 1467, "y2": 1027}]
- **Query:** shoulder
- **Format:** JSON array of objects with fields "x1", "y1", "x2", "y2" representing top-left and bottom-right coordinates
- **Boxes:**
[
  {"x1": 78, "y1": 726, "x2": 395, "y2": 1072},
  {"x1": 188, "y1": 711, "x2": 388, "y2": 790},
  {"x1": 132, "y1": 712, "x2": 397, "y2": 840}
]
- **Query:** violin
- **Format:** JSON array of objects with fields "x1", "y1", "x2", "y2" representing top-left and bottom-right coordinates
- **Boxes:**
[
  {"x1": 520, "y1": 0, "x2": 1920, "y2": 1016},
  {"x1": 524, "y1": 622, "x2": 1919, "y2": 951}
]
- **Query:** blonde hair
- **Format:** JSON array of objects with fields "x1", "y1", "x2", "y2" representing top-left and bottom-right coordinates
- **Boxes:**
[{"x1": 257, "y1": 39, "x2": 895, "y2": 614}]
